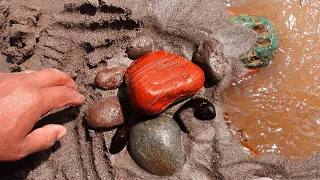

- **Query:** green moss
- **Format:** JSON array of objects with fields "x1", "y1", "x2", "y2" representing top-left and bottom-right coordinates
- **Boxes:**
[{"x1": 231, "y1": 14, "x2": 279, "y2": 68}]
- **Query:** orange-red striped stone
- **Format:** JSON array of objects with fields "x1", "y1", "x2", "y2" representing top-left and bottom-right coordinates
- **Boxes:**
[{"x1": 124, "y1": 50, "x2": 205, "y2": 115}]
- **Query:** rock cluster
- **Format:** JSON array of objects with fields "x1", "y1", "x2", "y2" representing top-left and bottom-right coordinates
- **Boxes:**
[{"x1": 86, "y1": 35, "x2": 222, "y2": 176}]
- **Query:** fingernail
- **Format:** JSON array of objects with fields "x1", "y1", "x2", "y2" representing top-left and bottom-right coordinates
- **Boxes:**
[{"x1": 57, "y1": 128, "x2": 67, "y2": 141}]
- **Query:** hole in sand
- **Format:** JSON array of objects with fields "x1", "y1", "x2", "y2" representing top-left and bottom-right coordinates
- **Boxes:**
[
  {"x1": 100, "y1": 5, "x2": 125, "y2": 14},
  {"x1": 35, "y1": 15, "x2": 40, "y2": 22},
  {"x1": 83, "y1": 42, "x2": 95, "y2": 54},
  {"x1": 9, "y1": 37, "x2": 26, "y2": 48},
  {"x1": 79, "y1": 4, "x2": 97, "y2": 16},
  {"x1": 107, "y1": 19, "x2": 140, "y2": 30}
]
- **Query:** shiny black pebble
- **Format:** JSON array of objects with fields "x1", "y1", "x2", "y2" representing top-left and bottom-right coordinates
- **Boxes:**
[
  {"x1": 179, "y1": 98, "x2": 216, "y2": 120},
  {"x1": 173, "y1": 98, "x2": 216, "y2": 133}
]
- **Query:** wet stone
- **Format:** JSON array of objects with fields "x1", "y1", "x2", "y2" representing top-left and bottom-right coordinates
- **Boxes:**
[
  {"x1": 127, "y1": 35, "x2": 154, "y2": 60},
  {"x1": 125, "y1": 50, "x2": 205, "y2": 115},
  {"x1": 193, "y1": 39, "x2": 228, "y2": 85},
  {"x1": 173, "y1": 98, "x2": 217, "y2": 143},
  {"x1": 109, "y1": 124, "x2": 130, "y2": 154},
  {"x1": 178, "y1": 98, "x2": 216, "y2": 121},
  {"x1": 86, "y1": 96, "x2": 124, "y2": 128},
  {"x1": 94, "y1": 66, "x2": 125, "y2": 90},
  {"x1": 128, "y1": 115, "x2": 185, "y2": 176},
  {"x1": 231, "y1": 15, "x2": 279, "y2": 68}
]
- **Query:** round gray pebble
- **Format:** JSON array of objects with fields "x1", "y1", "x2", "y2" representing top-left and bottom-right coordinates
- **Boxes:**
[
  {"x1": 128, "y1": 115, "x2": 185, "y2": 176},
  {"x1": 127, "y1": 35, "x2": 154, "y2": 60}
]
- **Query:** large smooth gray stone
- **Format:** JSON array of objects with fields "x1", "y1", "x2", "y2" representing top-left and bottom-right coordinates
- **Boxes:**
[{"x1": 128, "y1": 115, "x2": 185, "y2": 176}]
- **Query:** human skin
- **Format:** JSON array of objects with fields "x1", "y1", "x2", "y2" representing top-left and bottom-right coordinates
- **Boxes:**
[{"x1": 0, "y1": 68, "x2": 85, "y2": 161}]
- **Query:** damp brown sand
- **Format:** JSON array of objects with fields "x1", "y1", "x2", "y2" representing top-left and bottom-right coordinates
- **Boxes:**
[{"x1": 0, "y1": 0, "x2": 319, "y2": 179}]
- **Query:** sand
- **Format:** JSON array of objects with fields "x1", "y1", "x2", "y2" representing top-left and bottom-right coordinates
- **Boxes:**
[{"x1": 0, "y1": 0, "x2": 319, "y2": 179}]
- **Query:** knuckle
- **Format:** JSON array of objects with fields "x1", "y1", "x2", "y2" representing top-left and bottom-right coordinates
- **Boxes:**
[
  {"x1": 29, "y1": 89, "x2": 46, "y2": 108},
  {"x1": 34, "y1": 89, "x2": 45, "y2": 101}
]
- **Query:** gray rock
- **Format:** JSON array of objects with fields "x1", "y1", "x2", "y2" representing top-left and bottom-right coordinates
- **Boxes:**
[
  {"x1": 127, "y1": 35, "x2": 154, "y2": 60},
  {"x1": 193, "y1": 39, "x2": 230, "y2": 85},
  {"x1": 128, "y1": 115, "x2": 185, "y2": 176}
]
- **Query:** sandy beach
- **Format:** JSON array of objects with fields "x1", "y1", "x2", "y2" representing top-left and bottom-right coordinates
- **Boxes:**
[{"x1": 0, "y1": 0, "x2": 319, "y2": 179}]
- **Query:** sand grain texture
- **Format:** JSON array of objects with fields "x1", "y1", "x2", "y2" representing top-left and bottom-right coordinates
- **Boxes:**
[{"x1": 0, "y1": 0, "x2": 319, "y2": 179}]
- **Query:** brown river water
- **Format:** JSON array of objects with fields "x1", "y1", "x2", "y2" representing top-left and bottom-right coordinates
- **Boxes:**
[{"x1": 222, "y1": 0, "x2": 320, "y2": 159}]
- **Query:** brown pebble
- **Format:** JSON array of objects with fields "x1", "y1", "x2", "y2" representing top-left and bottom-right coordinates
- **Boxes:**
[
  {"x1": 127, "y1": 35, "x2": 154, "y2": 60},
  {"x1": 86, "y1": 96, "x2": 124, "y2": 128},
  {"x1": 94, "y1": 66, "x2": 125, "y2": 90}
]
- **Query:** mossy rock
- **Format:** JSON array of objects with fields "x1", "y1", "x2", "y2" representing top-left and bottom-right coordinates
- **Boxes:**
[{"x1": 231, "y1": 14, "x2": 279, "y2": 68}]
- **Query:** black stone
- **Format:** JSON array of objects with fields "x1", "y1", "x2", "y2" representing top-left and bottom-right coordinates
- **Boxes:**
[
  {"x1": 109, "y1": 124, "x2": 130, "y2": 154},
  {"x1": 174, "y1": 98, "x2": 216, "y2": 122}
]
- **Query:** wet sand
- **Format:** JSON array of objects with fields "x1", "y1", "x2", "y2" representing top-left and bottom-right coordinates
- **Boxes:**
[{"x1": 0, "y1": 0, "x2": 319, "y2": 179}]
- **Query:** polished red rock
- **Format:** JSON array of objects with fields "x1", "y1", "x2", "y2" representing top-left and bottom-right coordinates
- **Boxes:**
[{"x1": 124, "y1": 50, "x2": 205, "y2": 115}]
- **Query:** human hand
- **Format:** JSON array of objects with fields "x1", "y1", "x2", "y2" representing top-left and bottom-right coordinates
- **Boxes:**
[{"x1": 0, "y1": 68, "x2": 85, "y2": 161}]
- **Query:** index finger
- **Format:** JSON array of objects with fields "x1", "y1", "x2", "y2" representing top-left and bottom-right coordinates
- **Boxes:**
[
  {"x1": 23, "y1": 68, "x2": 77, "y2": 89},
  {"x1": 38, "y1": 86, "x2": 85, "y2": 118}
]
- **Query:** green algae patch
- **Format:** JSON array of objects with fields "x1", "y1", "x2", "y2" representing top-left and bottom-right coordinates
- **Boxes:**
[{"x1": 231, "y1": 15, "x2": 279, "y2": 68}]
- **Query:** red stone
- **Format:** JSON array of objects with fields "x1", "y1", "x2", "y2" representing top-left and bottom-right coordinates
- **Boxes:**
[{"x1": 124, "y1": 50, "x2": 205, "y2": 115}]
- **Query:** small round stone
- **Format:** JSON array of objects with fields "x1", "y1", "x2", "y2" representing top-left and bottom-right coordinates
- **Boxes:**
[
  {"x1": 86, "y1": 96, "x2": 124, "y2": 128},
  {"x1": 127, "y1": 35, "x2": 154, "y2": 60},
  {"x1": 128, "y1": 115, "x2": 185, "y2": 176},
  {"x1": 174, "y1": 98, "x2": 216, "y2": 123},
  {"x1": 94, "y1": 66, "x2": 125, "y2": 90}
]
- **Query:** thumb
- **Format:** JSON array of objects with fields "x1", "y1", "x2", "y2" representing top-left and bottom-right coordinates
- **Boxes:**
[{"x1": 24, "y1": 125, "x2": 67, "y2": 154}]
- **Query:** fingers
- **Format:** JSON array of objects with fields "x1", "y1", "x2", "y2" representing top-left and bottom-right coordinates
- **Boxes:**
[
  {"x1": 38, "y1": 86, "x2": 85, "y2": 116},
  {"x1": 24, "y1": 124, "x2": 67, "y2": 154},
  {"x1": 23, "y1": 68, "x2": 77, "y2": 89}
]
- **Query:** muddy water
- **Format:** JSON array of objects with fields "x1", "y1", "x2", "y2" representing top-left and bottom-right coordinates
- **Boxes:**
[{"x1": 222, "y1": 0, "x2": 320, "y2": 159}]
